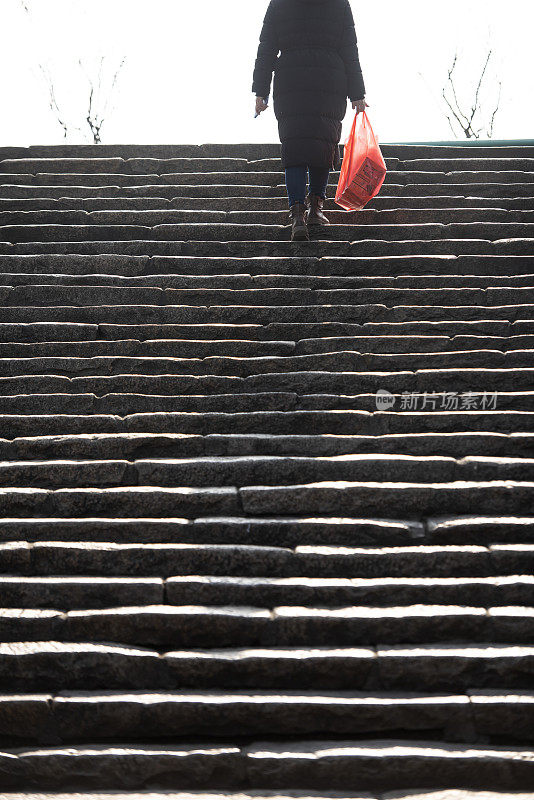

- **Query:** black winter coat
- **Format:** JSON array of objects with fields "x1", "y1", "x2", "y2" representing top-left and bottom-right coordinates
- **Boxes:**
[{"x1": 252, "y1": 0, "x2": 366, "y2": 171}]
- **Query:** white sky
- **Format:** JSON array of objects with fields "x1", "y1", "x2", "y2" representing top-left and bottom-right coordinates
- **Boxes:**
[{"x1": 1, "y1": 0, "x2": 532, "y2": 146}]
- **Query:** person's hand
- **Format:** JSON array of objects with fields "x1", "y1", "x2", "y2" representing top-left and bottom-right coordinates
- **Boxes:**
[
  {"x1": 352, "y1": 97, "x2": 369, "y2": 113},
  {"x1": 255, "y1": 96, "x2": 268, "y2": 115}
]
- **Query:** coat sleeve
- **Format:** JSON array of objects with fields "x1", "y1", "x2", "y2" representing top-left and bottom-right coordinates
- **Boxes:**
[
  {"x1": 339, "y1": 0, "x2": 366, "y2": 102},
  {"x1": 252, "y1": 0, "x2": 280, "y2": 98}
]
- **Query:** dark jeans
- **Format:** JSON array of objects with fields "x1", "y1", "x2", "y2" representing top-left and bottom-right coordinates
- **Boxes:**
[{"x1": 285, "y1": 165, "x2": 330, "y2": 208}]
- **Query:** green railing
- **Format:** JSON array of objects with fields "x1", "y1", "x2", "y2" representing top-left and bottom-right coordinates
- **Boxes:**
[{"x1": 380, "y1": 139, "x2": 534, "y2": 146}]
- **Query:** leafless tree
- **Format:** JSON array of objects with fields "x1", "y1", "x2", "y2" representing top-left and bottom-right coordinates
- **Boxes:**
[
  {"x1": 37, "y1": 63, "x2": 73, "y2": 140},
  {"x1": 79, "y1": 55, "x2": 127, "y2": 144},
  {"x1": 441, "y1": 49, "x2": 502, "y2": 139},
  {"x1": 19, "y1": 0, "x2": 126, "y2": 144}
]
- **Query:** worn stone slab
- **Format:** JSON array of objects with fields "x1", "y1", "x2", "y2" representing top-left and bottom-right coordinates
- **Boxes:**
[
  {"x1": 468, "y1": 690, "x2": 534, "y2": 739},
  {"x1": 2, "y1": 739, "x2": 533, "y2": 791},
  {"x1": 0, "y1": 374, "x2": 243, "y2": 398},
  {"x1": 0, "y1": 641, "x2": 167, "y2": 691},
  {"x1": 242, "y1": 739, "x2": 534, "y2": 791},
  {"x1": 239, "y1": 481, "x2": 534, "y2": 517},
  {"x1": 0, "y1": 415, "x2": 125, "y2": 439},
  {"x1": 0, "y1": 742, "x2": 244, "y2": 791},
  {"x1": 1, "y1": 350, "x2": 533, "y2": 378},
  {"x1": 165, "y1": 575, "x2": 534, "y2": 609},
  {"x1": 0, "y1": 577, "x2": 164, "y2": 608},
  {"x1": 0, "y1": 602, "x2": 509, "y2": 649},
  {"x1": 45, "y1": 690, "x2": 472, "y2": 741},
  {"x1": 1, "y1": 272, "x2": 534, "y2": 291},
  {"x1": 1, "y1": 431, "x2": 531, "y2": 461},
  {"x1": 121, "y1": 410, "x2": 534, "y2": 437},
  {"x1": 0, "y1": 516, "x2": 422, "y2": 546},
  {"x1": 0, "y1": 694, "x2": 51, "y2": 740},
  {"x1": 0, "y1": 339, "x2": 296, "y2": 359},
  {"x1": 0, "y1": 459, "x2": 130, "y2": 488},
  {"x1": 133, "y1": 454, "x2": 459, "y2": 486},
  {"x1": 0, "y1": 486, "x2": 239, "y2": 517},
  {"x1": 427, "y1": 516, "x2": 534, "y2": 544},
  {"x1": 0, "y1": 433, "x2": 208, "y2": 460},
  {"x1": 376, "y1": 644, "x2": 534, "y2": 690}
]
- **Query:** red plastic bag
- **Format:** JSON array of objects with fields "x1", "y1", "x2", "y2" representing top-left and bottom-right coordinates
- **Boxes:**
[{"x1": 335, "y1": 109, "x2": 387, "y2": 211}]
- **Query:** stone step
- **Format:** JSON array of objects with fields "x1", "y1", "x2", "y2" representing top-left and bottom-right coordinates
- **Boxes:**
[
  {"x1": 294, "y1": 336, "x2": 534, "y2": 354},
  {"x1": 239, "y1": 481, "x2": 534, "y2": 517},
  {"x1": 7, "y1": 254, "x2": 534, "y2": 278},
  {"x1": 2, "y1": 641, "x2": 534, "y2": 692},
  {"x1": 0, "y1": 454, "x2": 532, "y2": 489},
  {"x1": 3, "y1": 181, "x2": 534, "y2": 200},
  {"x1": 0, "y1": 516, "x2": 426, "y2": 546},
  {"x1": 1, "y1": 318, "x2": 533, "y2": 342},
  {"x1": 2, "y1": 155, "x2": 533, "y2": 175},
  {"x1": 3, "y1": 689, "x2": 533, "y2": 744},
  {"x1": 3, "y1": 240, "x2": 532, "y2": 259},
  {"x1": 0, "y1": 158, "x2": 251, "y2": 174},
  {"x1": 2, "y1": 222, "x2": 534, "y2": 244},
  {"x1": 1, "y1": 431, "x2": 533, "y2": 459},
  {"x1": 2, "y1": 259, "x2": 534, "y2": 283},
  {"x1": 1, "y1": 338, "x2": 534, "y2": 363},
  {"x1": 1, "y1": 170, "x2": 534, "y2": 187},
  {"x1": 2, "y1": 303, "x2": 533, "y2": 325},
  {"x1": 1, "y1": 738, "x2": 533, "y2": 792},
  {"x1": 1, "y1": 541, "x2": 532, "y2": 579},
  {"x1": 0, "y1": 409, "x2": 531, "y2": 439},
  {"x1": 0, "y1": 369, "x2": 532, "y2": 399},
  {"x1": 1, "y1": 320, "x2": 533, "y2": 346},
  {"x1": 3, "y1": 273, "x2": 534, "y2": 289},
  {"x1": 3, "y1": 575, "x2": 533, "y2": 610},
  {"x1": 0, "y1": 793, "x2": 530, "y2": 800},
  {"x1": 2, "y1": 194, "x2": 534, "y2": 212},
  {"x1": 0, "y1": 486, "x2": 240, "y2": 518},
  {"x1": 2, "y1": 602, "x2": 534, "y2": 647},
  {"x1": 2, "y1": 208, "x2": 533, "y2": 226},
  {"x1": 167, "y1": 194, "x2": 534, "y2": 212},
  {"x1": 1, "y1": 351, "x2": 533, "y2": 380},
  {"x1": 2, "y1": 284, "x2": 533, "y2": 306},
  {"x1": 397, "y1": 158, "x2": 534, "y2": 172},
  {"x1": 163, "y1": 575, "x2": 534, "y2": 610},
  {"x1": 1, "y1": 141, "x2": 533, "y2": 159},
  {"x1": 5, "y1": 391, "x2": 533, "y2": 415},
  {"x1": 0, "y1": 577, "x2": 164, "y2": 608},
  {"x1": 1, "y1": 515, "x2": 531, "y2": 547},
  {"x1": 0, "y1": 339, "x2": 298, "y2": 358}
]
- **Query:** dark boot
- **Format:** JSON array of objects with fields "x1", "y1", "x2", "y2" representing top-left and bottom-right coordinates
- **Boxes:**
[
  {"x1": 289, "y1": 201, "x2": 309, "y2": 241},
  {"x1": 305, "y1": 192, "x2": 330, "y2": 227}
]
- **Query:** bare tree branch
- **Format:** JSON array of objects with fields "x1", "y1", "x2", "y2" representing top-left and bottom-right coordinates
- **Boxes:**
[
  {"x1": 79, "y1": 54, "x2": 126, "y2": 144},
  {"x1": 441, "y1": 48, "x2": 501, "y2": 139},
  {"x1": 472, "y1": 50, "x2": 492, "y2": 121},
  {"x1": 446, "y1": 52, "x2": 470, "y2": 128},
  {"x1": 38, "y1": 64, "x2": 69, "y2": 139},
  {"x1": 20, "y1": 2, "x2": 126, "y2": 144},
  {"x1": 441, "y1": 87, "x2": 469, "y2": 138},
  {"x1": 488, "y1": 80, "x2": 502, "y2": 137}
]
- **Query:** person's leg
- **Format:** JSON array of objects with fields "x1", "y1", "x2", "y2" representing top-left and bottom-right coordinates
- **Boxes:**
[
  {"x1": 308, "y1": 165, "x2": 330, "y2": 200},
  {"x1": 305, "y1": 165, "x2": 331, "y2": 227},
  {"x1": 285, "y1": 165, "x2": 308, "y2": 208}
]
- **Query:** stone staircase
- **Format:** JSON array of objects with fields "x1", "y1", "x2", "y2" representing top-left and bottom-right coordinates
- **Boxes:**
[{"x1": 0, "y1": 141, "x2": 533, "y2": 798}]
